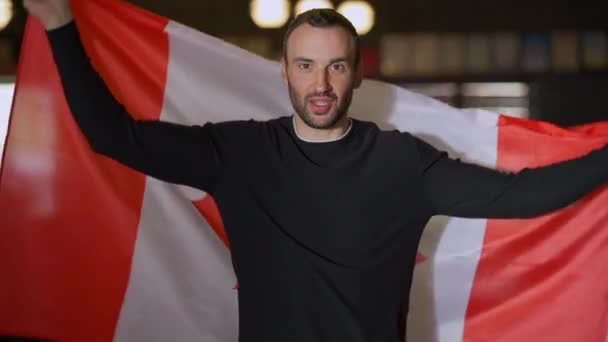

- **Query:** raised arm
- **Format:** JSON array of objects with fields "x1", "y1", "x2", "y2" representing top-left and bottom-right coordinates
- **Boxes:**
[
  {"x1": 415, "y1": 136, "x2": 608, "y2": 219},
  {"x1": 26, "y1": 0, "x2": 222, "y2": 192}
]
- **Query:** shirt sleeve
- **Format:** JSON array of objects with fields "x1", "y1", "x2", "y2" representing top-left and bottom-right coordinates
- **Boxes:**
[
  {"x1": 46, "y1": 21, "x2": 222, "y2": 193},
  {"x1": 415, "y1": 136, "x2": 608, "y2": 218}
]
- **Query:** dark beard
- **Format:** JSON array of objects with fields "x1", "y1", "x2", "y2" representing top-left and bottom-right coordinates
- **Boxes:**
[{"x1": 288, "y1": 83, "x2": 354, "y2": 129}]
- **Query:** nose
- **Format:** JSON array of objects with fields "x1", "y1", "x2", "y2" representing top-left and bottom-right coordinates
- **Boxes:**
[{"x1": 314, "y1": 69, "x2": 332, "y2": 94}]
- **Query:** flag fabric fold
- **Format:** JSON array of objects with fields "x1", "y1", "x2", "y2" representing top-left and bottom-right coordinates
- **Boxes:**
[{"x1": 1, "y1": 1, "x2": 607, "y2": 341}]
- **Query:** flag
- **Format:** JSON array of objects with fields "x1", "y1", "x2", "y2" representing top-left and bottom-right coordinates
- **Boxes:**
[{"x1": 1, "y1": 1, "x2": 607, "y2": 341}]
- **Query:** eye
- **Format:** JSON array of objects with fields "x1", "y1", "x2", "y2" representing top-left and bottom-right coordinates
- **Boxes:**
[
  {"x1": 297, "y1": 63, "x2": 311, "y2": 70},
  {"x1": 330, "y1": 63, "x2": 346, "y2": 72}
]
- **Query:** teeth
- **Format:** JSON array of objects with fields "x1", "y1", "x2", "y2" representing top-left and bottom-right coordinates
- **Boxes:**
[{"x1": 313, "y1": 101, "x2": 329, "y2": 105}]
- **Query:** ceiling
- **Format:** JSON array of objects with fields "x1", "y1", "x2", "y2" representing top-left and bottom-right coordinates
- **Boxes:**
[
  {"x1": 124, "y1": 0, "x2": 607, "y2": 38},
  {"x1": 0, "y1": 0, "x2": 605, "y2": 74}
]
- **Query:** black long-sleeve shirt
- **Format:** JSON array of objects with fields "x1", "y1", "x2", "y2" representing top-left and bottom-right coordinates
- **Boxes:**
[{"x1": 47, "y1": 22, "x2": 608, "y2": 342}]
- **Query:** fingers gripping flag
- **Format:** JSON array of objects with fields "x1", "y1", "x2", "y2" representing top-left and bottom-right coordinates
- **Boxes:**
[{"x1": 1, "y1": 1, "x2": 608, "y2": 341}]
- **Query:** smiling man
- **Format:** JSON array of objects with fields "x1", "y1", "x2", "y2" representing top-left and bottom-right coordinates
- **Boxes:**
[{"x1": 24, "y1": 1, "x2": 608, "y2": 341}]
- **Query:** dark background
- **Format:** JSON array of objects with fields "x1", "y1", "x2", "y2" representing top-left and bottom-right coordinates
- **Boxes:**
[{"x1": 0, "y1": 0, "x2": 607, "y2": 125}]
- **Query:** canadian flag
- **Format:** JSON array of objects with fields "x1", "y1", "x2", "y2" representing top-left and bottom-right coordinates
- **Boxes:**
[{"x1": 1, "y1": 1, "x2": 607, "y2": 342}]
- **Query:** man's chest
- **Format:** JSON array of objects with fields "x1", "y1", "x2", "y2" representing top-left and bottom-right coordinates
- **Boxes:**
[{"x1": 231, "y1": 153, "x2": 426, "y2": 264}]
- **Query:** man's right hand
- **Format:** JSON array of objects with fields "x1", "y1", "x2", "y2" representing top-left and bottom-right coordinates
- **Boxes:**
[{"x1": 23, "y1": 0, "x2": 73, "y2": 30}]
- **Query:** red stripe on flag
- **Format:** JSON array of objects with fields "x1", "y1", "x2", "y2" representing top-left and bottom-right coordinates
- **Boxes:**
[
  {"x1": 193, "y1": 196, "x2": 242, "y2": 290},
  {"x1": 0, "y1": 2, "x2": 169, "y2": 341},
  {"x1": 193, "y1": 196, "x2": 230, "y2": 249},
  {"x1": 464, "y1": 116, "x2": 608, "y2": 341}
]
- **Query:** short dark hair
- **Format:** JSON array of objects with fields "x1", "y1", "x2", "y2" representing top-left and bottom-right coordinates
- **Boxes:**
[{"x1": 282, "y1": 8, "x2": 361, "y2": 67}]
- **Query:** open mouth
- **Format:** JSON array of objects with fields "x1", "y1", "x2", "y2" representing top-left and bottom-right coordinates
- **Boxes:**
[{"x1": 308, "y1": 96, "x2": 335, "y2": 114}]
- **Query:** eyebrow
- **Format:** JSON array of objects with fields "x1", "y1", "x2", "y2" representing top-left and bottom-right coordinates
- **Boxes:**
[
  {"x1": 293, "y1": 57, "x2": 314, "y2": 63},
  {"x1": 292, "y1": 57, "x2": 349, "y2": 64}
]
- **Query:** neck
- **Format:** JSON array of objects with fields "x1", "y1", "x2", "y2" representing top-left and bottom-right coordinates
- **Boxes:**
[{"x1": 292, "y1": 115, "x2": 352, "y2": 143}]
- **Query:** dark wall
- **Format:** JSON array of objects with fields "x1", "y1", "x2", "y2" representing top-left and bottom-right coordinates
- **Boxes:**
[
  {"x1": 380, "y1": 0, "x2": 606, "y2": 32},
  {"x1": 4, "y1": 0, "x2": 607, "y2": 125},
  {"x1": 529, "y1": 74, "x2": 608, "y2": 126},
  {"x1": 123, "y1": 0, "x2": 607, "y2": 36}
]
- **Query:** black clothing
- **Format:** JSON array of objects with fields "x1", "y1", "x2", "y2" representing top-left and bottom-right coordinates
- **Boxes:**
[{"x1": 47, "y1": 22, "x2": 608, "y2": 342}]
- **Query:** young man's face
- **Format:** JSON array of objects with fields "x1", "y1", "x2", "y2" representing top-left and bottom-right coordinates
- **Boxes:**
[{"x1": 281, "y1": 24, "x2": 362, "y2": 129}]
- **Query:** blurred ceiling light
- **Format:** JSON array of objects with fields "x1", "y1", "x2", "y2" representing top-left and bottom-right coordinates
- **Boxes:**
[
  {"x1": 0, "y1": 0, "x2": 13, "y2": 31},
  {"x1": 294, "y1": 0, "x2": 334, "y2": 15},
  {"x1": 337, "y1": 1, "x2": 375, "y2": 35},
  {"x1": 250, "y1": 0, "x2": 290, "y2": 29}
]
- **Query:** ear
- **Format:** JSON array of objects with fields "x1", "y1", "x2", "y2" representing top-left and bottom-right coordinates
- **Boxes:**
[
  {"x1": 353, "y1": 60, "x2": 363, "y2": 89},
  {"x1": 280, "y1": 58, "x2": 288, "y2": 86}
]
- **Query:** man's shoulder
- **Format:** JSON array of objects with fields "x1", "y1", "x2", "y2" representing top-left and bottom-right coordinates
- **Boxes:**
[
  {"x1": 351, "y1": 117, "x2": 417, "y2": 142},
  {"x1": 209, "y1": 116, "x2": 288, "y2": 131},
  {"x1": 205, "y1": 116, "x2": 290, "y2": 143}
]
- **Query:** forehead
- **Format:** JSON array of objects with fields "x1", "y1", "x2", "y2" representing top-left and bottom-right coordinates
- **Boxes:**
[{"x1": 286, "y1": 24, "x2": 354, "y2": 61}]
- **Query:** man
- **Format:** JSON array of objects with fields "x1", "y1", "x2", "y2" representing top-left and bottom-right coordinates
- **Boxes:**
[{"x1": 24, "y1": 1, "x2": 608, "y2": 341}]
